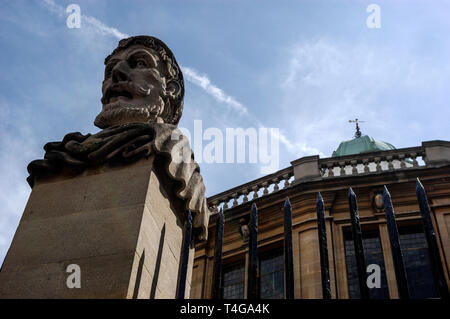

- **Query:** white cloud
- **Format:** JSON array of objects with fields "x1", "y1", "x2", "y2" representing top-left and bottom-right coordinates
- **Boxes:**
[
  {"x1": 277, "y1": 37, "x2": 450, "y2": 156},
  {"x1": 41, "y1": 0, "x2": 128, "y2": 39},
  {"x1": 41, "y1": 0, "x2": 64, "y2": 17},
  {"x1": 81, "y1": 15, "x2": 129, "y2": 40},
  {"x1": 41, "y1": 1, "x2": 249, "y2": 118},
  {"x1": 272, "y1": 128, "x2": 325, "y2": 158},
  {"x1": 182, "y1": 66, "x2": 248, "y2": 115}
]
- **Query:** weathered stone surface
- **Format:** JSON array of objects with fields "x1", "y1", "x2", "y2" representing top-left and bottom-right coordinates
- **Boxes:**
[
  {"x1": 1, "y1": 204, "x2": 144, "y2": 269},
  {"x1": 0, "y1": 251, "x2": 135, "y2": 299},
  {"x1": 96, "y1": 35, "x2": 184, "y2": 128},
  {"x1": 422, "y1": 140, "x2": 450, "y2": 167},
  {"x1": 291, "y1": 155, "x2": 321, "y2": 182},
  {"x1": 0, "y1": 156, "x2": 193, "y2": 298},
  {"x1": 27, "y1": 122, "x2": 209, "y2": 240}
]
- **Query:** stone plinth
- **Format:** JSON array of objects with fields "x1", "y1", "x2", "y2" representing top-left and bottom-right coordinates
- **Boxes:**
[
  {"x1": 291, "y1": 155, "x2": 321, "y2": 183},
  {"x1": 0, "y1": 156, "x2": 194, "y2": 298},
  {"x1": 423, "y1": 140, "x2": 450, "y2": 167}
]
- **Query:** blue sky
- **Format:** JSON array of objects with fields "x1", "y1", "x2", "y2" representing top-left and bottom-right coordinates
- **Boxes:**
[{"x1": 1, "y1": 0, "x2": 449, "y2": 263}]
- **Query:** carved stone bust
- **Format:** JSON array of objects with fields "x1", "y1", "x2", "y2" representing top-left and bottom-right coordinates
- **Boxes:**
[
  {"x1": 27, "y1": 36, "x2": 209, "y2": 241},
  {"x1": 95, "y1": 36, "x2": 184, "y2": 128}
]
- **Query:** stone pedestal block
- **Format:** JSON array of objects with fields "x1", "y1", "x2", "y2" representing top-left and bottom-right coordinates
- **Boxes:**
[
  {"x1": 423, "y1": 140, "x2": 450, "y2": 167},
  {"x1": 291, "y1": 155, "x2": 321, "y2": 183},
  {"x1": 0, "y1": 156, "x2": 194, "y2": 298}
]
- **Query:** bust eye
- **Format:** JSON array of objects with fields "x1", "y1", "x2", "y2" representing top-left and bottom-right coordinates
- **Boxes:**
[{"x1": 135, "y1": 59, "x2": 148, "y2": 68}]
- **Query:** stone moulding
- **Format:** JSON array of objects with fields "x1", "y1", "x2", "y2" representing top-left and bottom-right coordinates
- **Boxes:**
[{"x1": 27, "y1": 122, "x2": 209, "y2": 241}]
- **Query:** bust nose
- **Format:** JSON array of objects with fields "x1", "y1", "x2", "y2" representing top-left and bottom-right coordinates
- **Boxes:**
[{"x1": 112, "y1": 60, "x2": 130, "y2": 83}]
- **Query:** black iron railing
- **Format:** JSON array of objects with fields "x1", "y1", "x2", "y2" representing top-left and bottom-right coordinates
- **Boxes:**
[{"x1": 177, "y1": 178, "x2": 449, "y2": 299}]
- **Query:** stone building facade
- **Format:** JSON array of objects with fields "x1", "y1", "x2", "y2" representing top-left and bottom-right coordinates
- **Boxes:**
[
  {"x1": 0, "y1": 34, "x2": 448, "y2": 299},
  {"x1": 191, "y1": 137, "x2": 450, "y2": 299}
]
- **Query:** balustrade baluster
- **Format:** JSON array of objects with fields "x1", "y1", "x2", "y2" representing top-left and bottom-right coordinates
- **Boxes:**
[
  {"x1": 252, "y1": 186, "x2": 259, "y2": 199},
  {"x1": 387, "y1": 156, "x2": 394, "y2": 170},
  {"x1": 283, "y1": 174, "x2": 290, "y2": 188},
  {"x1": 231, "y1": 194, "x2": 239, "y2": 207},
  {"x1": 399, "y1": 154, "x2": 406, "y2": 168},
  {"x1": 327, "y1": 163, "x2": 335, "y2": 177},
  {"x1": 339, "y1": 162, "x2": 346, "y2": 176},
  {"x1": 351, "y1": 160, "x2": 358, "y2": 175},
  {"x1": 223, "y1": 199, "x2": 229, "y2": 210},
  {"x1": 411, "y1": 153, "x2": 418, "y2": 167},
  {"x1": 262, "y1": 182, "x2": 269, "y2": 195},
  {"x1": 375, "y1": 157, "x2": 382, "y2": 172},
  {"x1": 273, "y1": 178, "x2": 280, "y2": 192},
  {"x1": 242, "y1": 190, "x2": 249, "y2": 203}
]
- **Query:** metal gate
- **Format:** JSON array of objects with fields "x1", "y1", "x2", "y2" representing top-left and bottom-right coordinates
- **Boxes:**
[{"x1": 177, "y1": 178, "x2": 449, "y2": 299}]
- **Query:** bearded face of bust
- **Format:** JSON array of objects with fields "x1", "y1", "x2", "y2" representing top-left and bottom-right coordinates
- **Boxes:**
[{"x1": 94, "y1": 36, "x2": 184, "y2": 129}]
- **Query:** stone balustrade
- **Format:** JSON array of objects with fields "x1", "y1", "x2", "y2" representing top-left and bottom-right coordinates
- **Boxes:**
[
  {"x1": 206, "y1": 140, "x2": 450, "y2": 212},
  {"x1": 207, "y1": 166, "x2": 294, "y2": 213},
  {"x1": 319, "y1": 146, "x2": 425, "y2": 178}
]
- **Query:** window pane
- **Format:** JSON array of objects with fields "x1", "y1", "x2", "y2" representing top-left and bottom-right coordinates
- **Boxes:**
[
  {"x1": 344, "y1": 230, "x2": 390, "y2": 299},
  {"x1": 399, "y1": 226, "x2": 438, "y2": 298},
  {"x1": 260, "y1": 249, "x2": 284, "y2": 299},
  {"x1": 222, "y1": 261, "x2": 245, "y2": 299}
]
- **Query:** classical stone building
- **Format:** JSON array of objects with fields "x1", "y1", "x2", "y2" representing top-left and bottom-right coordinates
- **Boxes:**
[
  {"x1": 0, "y1": 34, "x2": 448, "y2": 300},
  {"x1": 191, "y1": 130, "x2": 450, "y2": 299}
]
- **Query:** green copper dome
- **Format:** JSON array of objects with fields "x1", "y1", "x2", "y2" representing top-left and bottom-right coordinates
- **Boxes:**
[{"x1": 332, "y1": 135, "x2": 396, "y2": 157}]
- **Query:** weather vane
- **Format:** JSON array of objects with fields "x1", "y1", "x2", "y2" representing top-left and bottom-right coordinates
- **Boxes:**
[{"x1": 349, "y1": 118, "x2": 365, "y2": 138}]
